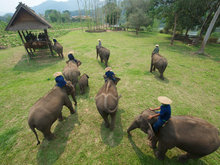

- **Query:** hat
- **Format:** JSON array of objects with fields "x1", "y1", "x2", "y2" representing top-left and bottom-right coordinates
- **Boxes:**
[
  {"x1": 155, "y1": 44, "x2": 159, "y2": 47},
  {"x1": 105, "y1": 67, "x2": 112, "y2": 72},
  {"x1": 68, "y1": 51, "x2": 74, "y2": 55},
  {"x1": 98, "y1": 39, "x2": 101, "y2": 41},
  {"x1": 158, "y1": 96, "x2": 172, "y2": 105},
  {"x1": 53, "y1": 72, "x2": 62, "y2": 78}
]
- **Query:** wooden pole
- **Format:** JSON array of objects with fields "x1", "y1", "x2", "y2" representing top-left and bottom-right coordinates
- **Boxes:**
[
  {"x1": 18, "y1": 31, "x2": 30, "y2": 63},
  {"x1": 44, "y1": 29, "x2": 54, "y2": 56},
  {"x1": 22, "y1": 30, "x2": 34, "y2": 55}
]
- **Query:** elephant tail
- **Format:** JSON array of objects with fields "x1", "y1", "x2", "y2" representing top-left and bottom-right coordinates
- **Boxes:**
[{"x1": 29, "y1": 125, "x2": 40, "y2": 145}]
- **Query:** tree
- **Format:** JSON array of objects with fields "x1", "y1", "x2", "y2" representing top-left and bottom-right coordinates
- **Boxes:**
[
  {"x1": 197, "y1": 4, "x2": 220, "y2": 54},
  {"x1": 122, "y1": 0, "x2": 152, "y2": 34}
]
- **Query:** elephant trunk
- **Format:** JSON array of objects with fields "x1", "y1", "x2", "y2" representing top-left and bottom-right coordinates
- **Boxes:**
[{"x1": 127, "y1": 120, "x2": 139, "y2": 135}]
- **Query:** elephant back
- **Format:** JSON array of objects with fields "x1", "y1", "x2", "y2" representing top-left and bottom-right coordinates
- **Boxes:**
[
  {"x1": 159, "y1": 115, "x2": 220, "y2": 155},
  {"x1": 63, "y1": 62, "x2": 80, "y2": 86},
  {"x1": 95, "y1": 80, "x2": 119, "y2": 113}
]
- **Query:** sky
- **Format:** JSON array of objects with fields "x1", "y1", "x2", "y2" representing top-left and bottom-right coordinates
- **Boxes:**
[{"x1": 0, "y1": 0, "x2": 68, "y2": 15}]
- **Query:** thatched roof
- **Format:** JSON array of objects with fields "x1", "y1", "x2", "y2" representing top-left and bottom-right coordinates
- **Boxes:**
[{"x1": 5, "y1": 2, "x2": 52, "y2": 31}]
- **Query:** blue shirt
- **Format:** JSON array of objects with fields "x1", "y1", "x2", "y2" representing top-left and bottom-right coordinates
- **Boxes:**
[
  {"x1": 55, "y1": 75, "x2": 66, "y2": 88},
  {"x1": 105, "y1": 71, "x2": 115, "y2": 81},
  {"x1": 157, "y1": 104, "x2": 171, "y2": 122},
  {"x1": 99, "y1": 41, "x2": 102, "y2": 47},
  {"x1": 152, "y1": 47, "x2": 159, "y2": 54},
  {"x1": 68, "y1": 54, "x2": 78, "y2": 63}
]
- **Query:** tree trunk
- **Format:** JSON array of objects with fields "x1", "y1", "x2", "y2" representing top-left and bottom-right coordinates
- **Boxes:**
[
  {"x1": 171, "y1": 13, "x2": 177, "y2": 45},
  {"x1": 197, "y1": 5, "x2": 220, "y2": 54},
  {"x1": 185, "y1": 28, "x2": 189, "y2": 38},
  {"x1": 199, "y1": 1, "x2": 220, "y2": 39}
]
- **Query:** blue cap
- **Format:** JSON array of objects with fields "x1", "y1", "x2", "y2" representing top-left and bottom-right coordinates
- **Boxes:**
[
  {"x1": 55, "y1": 75, "x2": 66, "y2": 88},
  {"x1": 53, "y1": 39, "x2": 57, "y2": 42}
]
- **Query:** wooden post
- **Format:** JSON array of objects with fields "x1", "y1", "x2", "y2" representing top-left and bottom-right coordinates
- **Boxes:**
[
  {"x1": 18, "y1": 31, "x2": 30, "y2": 62},
  {"x1": 44, "y1": 29, "x2": 53, "y2": 56},
  {"x1": 22, "y1": 30, "x2": 34, "y2": 55}
]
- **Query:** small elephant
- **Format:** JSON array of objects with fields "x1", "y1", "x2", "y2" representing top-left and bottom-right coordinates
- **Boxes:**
[
  {"x1": 150, "y1": 53, "x2": 167, "y2": 79},
  {"x1": 63, "y1": 60, "x2": 81, "y2": 88},
  {"x1": 52, "y1": 39, "x2": 63, "y2": 58},
  {"x1": 28, "y1": 81, "x2": 77, "y2": 145},
  {"x1": 127, "y1": 109, "x2": 220, "y2": 161},
  {"x1": 78, "y1": 73, "x2": 89, "y2": 94},
  {"x1": 95, "y1": 77, "x2": 121, "y2": 130},
  {"x1": 96, "y1": 46, "x2": 110, "y2": 67}
]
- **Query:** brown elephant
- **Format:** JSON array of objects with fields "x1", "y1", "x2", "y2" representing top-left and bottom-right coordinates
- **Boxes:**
[
  {"x1": 150, "y1": 53, "x2": 167, "y2": 80},
  {"x1": 63, "y1": 61, "x2": 81, "y2": 87},
  {"x1": 28, "y1": 81, "x2": 77, "y2": 145},
  {"x1": 127, "y1": 109, "x2": 220, "y2": 161},
  {"x1": 96, "y1": 46, "x2": 110, "y2": 67},
  {"x1": 95, "y1": 77, "x2": 121, "y2": 130},
  {"x1": 78, "y1": 73, "x2": 89, "y2": 94},
  {"x1": 52, "y1": 39, "x2": 63, "y2": 58}
]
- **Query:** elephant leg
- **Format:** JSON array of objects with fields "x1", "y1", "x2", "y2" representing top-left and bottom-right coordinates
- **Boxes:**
[
  {"x1": 98, "y1": 110, "x2": 110, "y2": 128},
  {"x1": 43, "y1": 126, "x2": 54, "y2": 141},
  {"x1": 154, "y1": 141, "x2": 168, "y2": 160},
  {"x1": 58, "y1": 112, "x2": 63, "y2": 121},
  {"x1": 178, "y1": 153, "x2": 202, "y2": 162},
  {"x1": 105, "y1": 60, "x2": 108, "y2": 67},
  {"x1": 127, "y1": 120, "x2": 140, "y2": 136},
  {"x1": 100, "y1": 57, "x2": 103, "y2": 63},
  {"x1": 150, "y1": 63, "x2": 153, "y2": 72},
  {"x1": 149, "y1": 136, "x2": 158, "y2": 149},
  {"x1": 110, "y1": 112, "x2": 116, "y2": 131},
  {"x1": 153, "y1": 66, "x2": 156, "y2": 71},
  {"x1": 159, "y1": 72, "x2": 164, "y2": 80}
]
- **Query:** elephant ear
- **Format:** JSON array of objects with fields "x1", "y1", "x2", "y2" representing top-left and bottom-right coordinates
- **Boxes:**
[
  {"x1": 115, "y1": 77, "x2": 120, "y2": 85},
  {"x1": 65, "y1": 81, "x2": 74, "y2": 95}
]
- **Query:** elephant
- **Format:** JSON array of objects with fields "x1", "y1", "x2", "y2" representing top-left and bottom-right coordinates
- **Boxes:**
[
  {"x1": 96, "y1": 46, "x2": 110, "y2": 67},
  {"x1": 52, "y1": 39, "x2": 63, "y2": 58},
  {"x1": 95, "y1": 77, "x2": 121, "y2": 130},
  {"x1": 150, "y1": 53, "x2": 167, "y2": 80},
  {"x1": 127, "y1": 109, "x2": 220, "y2": 161},
  {"x1": 28, "y1": 81, "x2": 77, "y2": 145},
  {"x1": 78, "y1": 73, "x2": 89, "y2": 94},
  {"x1": 63, "y1": 60, "x2": 81, "y2": 88}
]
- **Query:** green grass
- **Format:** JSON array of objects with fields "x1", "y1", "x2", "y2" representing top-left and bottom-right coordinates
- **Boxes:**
[{"x1": 0, "y1": 31, "x2": 219, "y2": 165}]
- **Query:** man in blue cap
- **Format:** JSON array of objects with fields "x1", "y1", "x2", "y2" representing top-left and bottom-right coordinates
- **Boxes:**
[
  {"x1": 104, "y1": 67, "x2": 116, "y2": 83},
  {"x1": 54, "y1": 72, "x2": 66, "y2": 88},
  {"x1": 152, "y1": 44, "x2": 159, "y2": 55},
  {"x1": 67, "y1": 51, "x2": 81, "y2": 66}
]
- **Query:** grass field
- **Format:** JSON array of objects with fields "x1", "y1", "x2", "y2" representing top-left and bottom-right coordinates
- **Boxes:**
[{"x1": 0, "y1": 30, "x2": 219, "y2": 165}]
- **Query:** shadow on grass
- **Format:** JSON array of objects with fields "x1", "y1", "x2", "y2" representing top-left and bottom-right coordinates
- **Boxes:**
[
  {"x1": 100, "y1": 109, "x2": 124, "y2": 147},
  {"x1": 36, "y1": 113, "x2": 80, "y2": 165},
  {"x1": 128, "y1": 136, "x2": 156, "y2": 164},
  {"x1": 97, "y1": 59, "x2": 107, "y2": 69},
  {"x1": 149, "y1": 71, "x2": 169, "y2": 83},
  {"x1": 13, "y1": 54, "x2": 63, "y2": 72}
]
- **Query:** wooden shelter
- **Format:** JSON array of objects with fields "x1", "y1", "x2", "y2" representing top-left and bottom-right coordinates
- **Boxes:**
[{"x1": 5, "y1": 2, "x2": 54, "y2": 58}]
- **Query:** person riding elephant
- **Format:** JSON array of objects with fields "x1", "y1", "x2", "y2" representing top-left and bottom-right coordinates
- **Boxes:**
[
  {"x1": 95, "y1": 70, "x2": 121, "y2": 130},
  {"x1": 127, "y1": 108, "x2": 220, "y2": 161},
  {"x1": 63, "y1": 55, "x2": 81, "y2": 88},
  {"x1": 67, "y1": 51, "x2": 81, "y2": 66},
  {"x1": 96, "y1": 44, "x2": 110, "y2": 67},
  {"x1": 98, "y1": 39, "x2": 102, "y2": 48},
  {"x1": 104, "y1": 67, "x2": 116, "y2": 83},
  {"x1": 28, "y1": 72, "x2": 77, "y2": 145},
  {"x1": 52, "y1": 38, "x2": 64, "y2": 58},
  {"x1": 150, "y1": 52, "x2": 167, "y2": 80},
  {"x1": 152, "y1": 44, "x2": 159, "y2": 55}
]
